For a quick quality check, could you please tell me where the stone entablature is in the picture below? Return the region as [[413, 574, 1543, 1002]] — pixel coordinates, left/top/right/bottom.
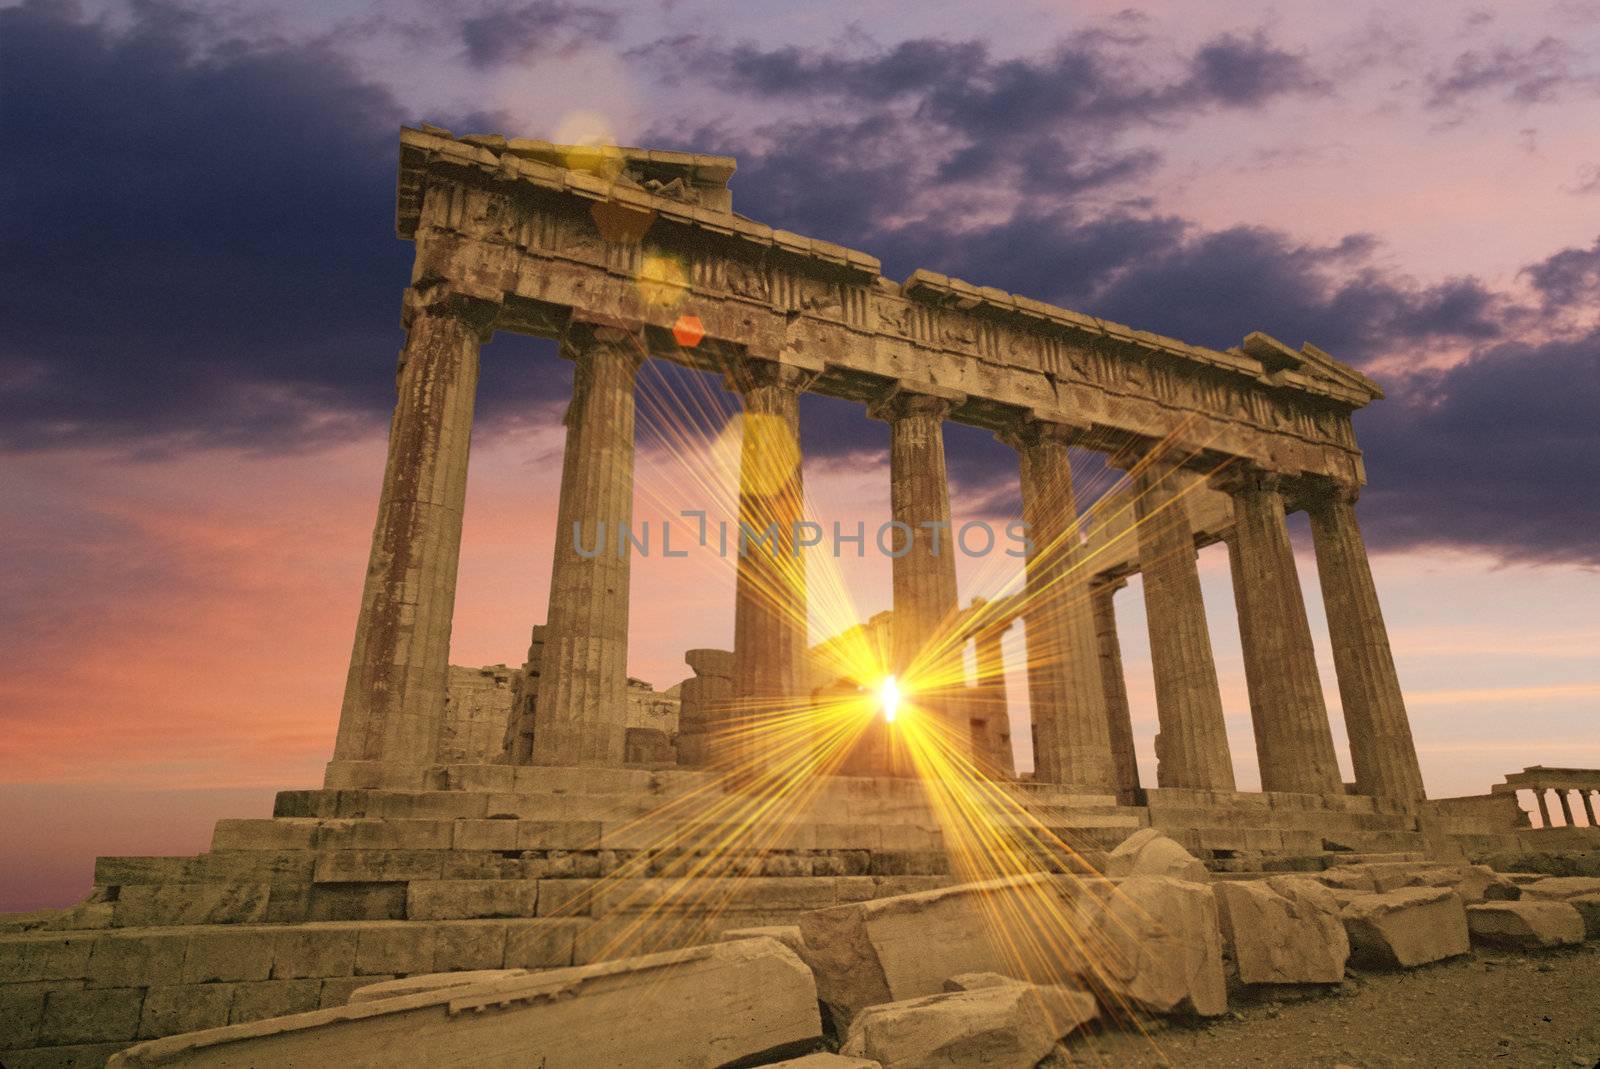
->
[[396, 126, 1377, 487]]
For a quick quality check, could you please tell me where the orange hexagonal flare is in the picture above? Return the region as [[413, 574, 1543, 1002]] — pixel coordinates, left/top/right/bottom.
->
[[672, 315, 706, 348]]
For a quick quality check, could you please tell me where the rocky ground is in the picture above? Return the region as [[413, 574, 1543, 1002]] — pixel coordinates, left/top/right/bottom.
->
[[1057, 941, 1600, 1069]]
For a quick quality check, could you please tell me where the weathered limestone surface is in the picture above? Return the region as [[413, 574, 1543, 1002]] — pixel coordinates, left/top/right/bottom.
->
[[1466, 901, 1585, 948], [1075, 875, 1227, 1017], [329, 295, 492, 789], [1090, 579, 1139, 793], [1103, 829, 1210, 883], [1221, 470, 1343, 795], [1339, 887, 1469, 968], [1008, 422, 1115, 789], [873, 390, 965, 750], [1568, 894, 1600, 939], [840, 980, 1097, 1069], [1305, 488, 1426, 805], [1128, 461, 1235, 791], [107, 937, 821, 1069], [533, 323, 645, 767], [1518, 876, 1600, 901], [676, 648, 732, 767], [732, 361, 812, 766], [1216, 877, 1349, 985]]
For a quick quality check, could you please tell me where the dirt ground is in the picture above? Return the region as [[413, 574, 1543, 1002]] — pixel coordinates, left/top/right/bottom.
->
[[1052, 941, 1600, 1069]]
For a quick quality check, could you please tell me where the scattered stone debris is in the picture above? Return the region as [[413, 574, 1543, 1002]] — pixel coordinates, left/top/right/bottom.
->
[[1467, 901, 1586, 948], [1339, 886, 1471, 968]]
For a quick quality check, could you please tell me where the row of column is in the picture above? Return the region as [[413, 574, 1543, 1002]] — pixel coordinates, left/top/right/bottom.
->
[[1529, 788, 1600, 828], [329, 302, 1425, 808]]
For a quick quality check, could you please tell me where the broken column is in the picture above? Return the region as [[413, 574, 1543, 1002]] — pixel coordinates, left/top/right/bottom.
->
[[676, 648, 733, 768], [1304, 480, 1426, 804], [328, 286, 496, 789], [533, 320, 645, 767], [1217, 466, 1343, 795], [1003, 419, 1116, 789]]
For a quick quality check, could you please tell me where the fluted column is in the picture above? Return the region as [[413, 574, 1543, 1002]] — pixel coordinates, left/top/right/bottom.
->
[[1305, 482, 1426, 804], [1090, 577, 1140, 793], [1003, 421, 1116, 789], [1124, 457, 1235, 791], [1534, 789, 1554, 828], [1557, 789, 1577, 827], [328, 290, 494, 789], [533, 321, 644, 767], [869, 389, 964, 749], [970, 608, 1017, 777], [731, 362, 812, 767], [1218, 467, 1343, 795]]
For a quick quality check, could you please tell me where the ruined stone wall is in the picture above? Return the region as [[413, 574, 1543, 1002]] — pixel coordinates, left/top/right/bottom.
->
[[440, 665, 520, 764]]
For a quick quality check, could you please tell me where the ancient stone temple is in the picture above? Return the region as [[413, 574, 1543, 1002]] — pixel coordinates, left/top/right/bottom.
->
[[3, 128, 1595, 1066]]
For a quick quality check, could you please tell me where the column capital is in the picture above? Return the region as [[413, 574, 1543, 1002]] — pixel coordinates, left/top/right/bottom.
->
[[560, 316, 647, 367], [1091, 573, 1131, 596], [401, 283, 502, 339], [1287, 474, 1361, 512], [724, 357, 821, 397], [995, 415, 1091, 452], [1208, 461, 1286, 497], [866, 381, 964, 422]]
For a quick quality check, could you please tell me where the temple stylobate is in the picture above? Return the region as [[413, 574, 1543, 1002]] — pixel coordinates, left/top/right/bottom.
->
[[330, 125, 1425, 809]]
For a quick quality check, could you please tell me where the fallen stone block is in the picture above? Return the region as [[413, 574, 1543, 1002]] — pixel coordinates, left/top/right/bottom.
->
[[1103, 829, 1209, 883], [1216, 877, 1349, 984], [1316, 866, 1378, 893], [1340, 887, 1469, 968], [1518, 876, 1600, 902], [1466, 901, 1584, 948], [840, 981, 1097, 1069], [348, 969, 527, 1004], [1569, 894, 1600, 939], [943, 971, 1016, 992], [798, 873, 1069, 1027], [764, 1054, 881, 1069], [1074, 875, 1227, 1017], [108, 936, 821, 1068], [1433, 864, 1520, 904], [718, 924, 805, 956]]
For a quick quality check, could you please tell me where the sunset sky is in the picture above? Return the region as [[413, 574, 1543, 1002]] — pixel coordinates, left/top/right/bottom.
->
[[2, 0, 1598, 911]]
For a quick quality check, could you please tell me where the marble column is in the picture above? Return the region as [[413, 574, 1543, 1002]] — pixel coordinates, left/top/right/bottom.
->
[[1218, 467, 1343, 795], [1534, 789, 1554, 828], [533, 321, 644, 767], [870, 389, 964, 749], [1090, 577, 1140, 793], [328, 291, 494, 789], [970, 610, 1017, 777], [1585, 790, 1599, 827], [1004, 421, 1116, 789], [1128, 459, 1235, 791], [731, 362, 811, 767], [1557, 789, 1577, 827], [1306, 483, 1426, 804]]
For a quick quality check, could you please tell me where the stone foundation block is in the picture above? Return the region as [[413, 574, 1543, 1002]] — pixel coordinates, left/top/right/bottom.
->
[[108, 937, 821, 1069], [318, 975, 392, 1008], [211, 819, 319, 851], [4, 1041, 130, 1068], [271, 926, 358, 978], [180, 929, 276, 984], [38, 986, 143, 1045], [0, 935, 96, 983], [354, 922, 437, 975], [1466, 901, 1585, 948], [307, 882, 407, 922], [1340, 888, 1469, 968], [432, 921, 508, 970], [503, 920, 581, 968], [407, 880, 539, 920], [113, 884, 269, 927], [86, 932, 188, 989], [312, 849, 446, 883], [229, 978, 322, 1023], [452, 819, 519, 851], [138, 983, 234, 1039]]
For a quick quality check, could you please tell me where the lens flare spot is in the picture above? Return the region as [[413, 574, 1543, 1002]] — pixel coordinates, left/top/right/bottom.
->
[[879, 675, 901, 723], [672, 314, 706, 348], [637, 253, 688, 308]]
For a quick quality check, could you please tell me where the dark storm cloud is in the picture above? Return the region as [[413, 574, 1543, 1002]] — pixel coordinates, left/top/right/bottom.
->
[[1357, 331, 1600, 565], [0, 0, 558, 454], [1426, 37, 1593, 108], [459, 1, 620, 68], [1523, 237, 1600, 311]]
